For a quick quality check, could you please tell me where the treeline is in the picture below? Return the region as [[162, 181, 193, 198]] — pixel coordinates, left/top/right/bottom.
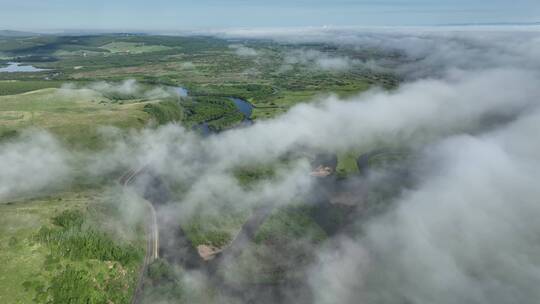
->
[[182, 96, 244, 131], [189, 83, 274, 101], [206, 111, 244, 132], [143, 100, 184, 124]]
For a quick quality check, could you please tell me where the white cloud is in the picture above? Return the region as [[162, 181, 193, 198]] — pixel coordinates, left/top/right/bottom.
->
[[0, 131, 72, 200]]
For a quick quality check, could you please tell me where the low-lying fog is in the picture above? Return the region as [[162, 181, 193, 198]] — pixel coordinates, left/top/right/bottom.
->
[[2, 27, 540, 303]]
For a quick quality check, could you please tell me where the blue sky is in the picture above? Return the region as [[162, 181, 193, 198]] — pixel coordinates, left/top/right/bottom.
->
[[1, 0, 539, 31]]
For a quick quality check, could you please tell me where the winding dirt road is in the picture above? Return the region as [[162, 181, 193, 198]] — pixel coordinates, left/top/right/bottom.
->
[[119, 169, 159, 304]]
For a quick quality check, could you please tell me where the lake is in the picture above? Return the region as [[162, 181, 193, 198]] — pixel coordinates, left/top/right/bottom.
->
[[0, 62, 50, 73]]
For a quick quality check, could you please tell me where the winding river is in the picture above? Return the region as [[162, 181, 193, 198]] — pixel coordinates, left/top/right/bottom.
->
[[174, 87, 254, 133], [231, 97, 253, 119]]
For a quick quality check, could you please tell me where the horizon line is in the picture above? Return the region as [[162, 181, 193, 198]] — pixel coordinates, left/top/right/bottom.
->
[[2, 22, 540, 35]]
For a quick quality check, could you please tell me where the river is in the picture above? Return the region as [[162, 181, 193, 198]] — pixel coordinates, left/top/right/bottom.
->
[[174, 87, 254, 133], [231, 97, 253, 118]]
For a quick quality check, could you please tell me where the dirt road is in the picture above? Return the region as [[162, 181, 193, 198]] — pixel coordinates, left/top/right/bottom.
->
[[119, 169, 159, 304]]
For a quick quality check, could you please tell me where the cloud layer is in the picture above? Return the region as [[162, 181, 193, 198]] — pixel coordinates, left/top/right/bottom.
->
[[2, 27, 540, 303]]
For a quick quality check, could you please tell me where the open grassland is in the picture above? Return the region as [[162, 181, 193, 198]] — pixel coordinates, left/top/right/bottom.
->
[[0, 80, 64, 95], [0, 189, 144, 304], [0, 87, 156, 148], [0, 195, 77, 304]]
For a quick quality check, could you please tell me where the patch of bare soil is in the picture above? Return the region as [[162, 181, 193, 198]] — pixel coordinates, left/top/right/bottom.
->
[[197, 245, 224, 261], [310, 165, 333, 177]]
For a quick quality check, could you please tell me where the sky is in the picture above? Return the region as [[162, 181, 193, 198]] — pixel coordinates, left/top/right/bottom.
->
[[0, 0, 539, 31]]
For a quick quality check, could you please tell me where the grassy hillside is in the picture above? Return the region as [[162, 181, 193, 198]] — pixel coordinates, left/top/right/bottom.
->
[[0, 189, 144, 304], [0, 85, 182, 148], [0, 80, 64, 96]]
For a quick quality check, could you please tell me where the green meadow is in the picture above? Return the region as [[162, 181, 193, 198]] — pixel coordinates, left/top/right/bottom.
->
[[0, 33, 402, 303]]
